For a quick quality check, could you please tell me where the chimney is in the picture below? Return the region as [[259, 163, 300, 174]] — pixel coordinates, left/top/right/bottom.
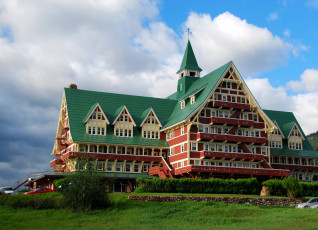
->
[[69, 83, 77, 89]]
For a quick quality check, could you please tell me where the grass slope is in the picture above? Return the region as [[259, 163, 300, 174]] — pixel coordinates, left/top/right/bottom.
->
[[1, 193, 318, 230]]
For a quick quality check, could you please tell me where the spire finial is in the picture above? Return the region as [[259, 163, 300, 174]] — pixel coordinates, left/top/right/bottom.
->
[[187, 28, 192, 40]]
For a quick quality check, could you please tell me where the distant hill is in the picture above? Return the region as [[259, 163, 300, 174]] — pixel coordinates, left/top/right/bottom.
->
[[307, 131, 318, 152]]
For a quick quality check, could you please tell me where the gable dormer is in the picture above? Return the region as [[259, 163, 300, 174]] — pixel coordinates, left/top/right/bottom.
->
[[83, 103, 109, 135], [176, 40, 202, 98], [113, 105, 136, 137], [269, 121, 284, 148], [288, 123, 304, 150], [140, 108, 162, 139]]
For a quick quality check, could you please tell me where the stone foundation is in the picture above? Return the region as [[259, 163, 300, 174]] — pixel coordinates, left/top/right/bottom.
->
[[128, 195, 302, 207]]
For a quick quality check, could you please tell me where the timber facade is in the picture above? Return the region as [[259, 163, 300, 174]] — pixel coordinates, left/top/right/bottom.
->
[[49, 40, 318, 191]]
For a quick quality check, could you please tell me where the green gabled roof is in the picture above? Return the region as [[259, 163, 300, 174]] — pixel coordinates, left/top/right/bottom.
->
[[264, 109, 318, 158], [83, 102, 99, 123], [177, 40, 202, 73], [162, 61, 232, 130], [65, 88, 177, 147]]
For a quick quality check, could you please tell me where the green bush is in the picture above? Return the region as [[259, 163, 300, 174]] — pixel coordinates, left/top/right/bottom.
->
[[136, 178, 260, 195], [53, 177, 72, 192], [0, 193, 63, 209], [60, 158, 110, 211], [283, 176, 303, 198], [301, 182, 318, 196], [262, 179, 285, 196]]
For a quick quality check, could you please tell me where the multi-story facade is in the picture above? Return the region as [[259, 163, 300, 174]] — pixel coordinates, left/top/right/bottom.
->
[[48, 40, 318, 191]]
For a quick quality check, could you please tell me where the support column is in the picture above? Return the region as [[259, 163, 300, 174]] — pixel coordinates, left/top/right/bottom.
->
[[112, 160, 117, 171], [134, 147, 137, 155], [142, 148, 145, 156], [88, 144, 91, 153], [115, 146, 118, 154], [151, 148, 154, 156], [125, 146, 127, 155]]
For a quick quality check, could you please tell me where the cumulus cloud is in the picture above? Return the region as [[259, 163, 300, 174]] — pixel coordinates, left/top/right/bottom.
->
[[183, 12, 293, 77], [246, 77, 318, 135], [287, 69, 318, 92]]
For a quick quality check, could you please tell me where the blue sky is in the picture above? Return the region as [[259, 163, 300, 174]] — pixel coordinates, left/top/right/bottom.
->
[[0, 0, 318, 186]]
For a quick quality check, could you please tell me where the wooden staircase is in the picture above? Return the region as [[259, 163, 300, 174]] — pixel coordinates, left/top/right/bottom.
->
[[148, 157, 174, 178]]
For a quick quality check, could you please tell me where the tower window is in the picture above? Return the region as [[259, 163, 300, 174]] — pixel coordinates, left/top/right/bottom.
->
[[180, 84, 182, 91], [190, 71, 196, 77]]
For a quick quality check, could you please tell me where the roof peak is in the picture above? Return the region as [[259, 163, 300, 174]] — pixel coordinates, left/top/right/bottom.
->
[[177, 40, 202, 73]]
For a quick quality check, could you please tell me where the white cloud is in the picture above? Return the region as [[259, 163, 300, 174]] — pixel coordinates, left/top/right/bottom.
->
[[183, 12, 292, 77], [267, 12, 278, 22], [287, 69, 318, 92], [246, 77, 318, 135], [306, 0, 318, 8], [284, 30, 290, 37]]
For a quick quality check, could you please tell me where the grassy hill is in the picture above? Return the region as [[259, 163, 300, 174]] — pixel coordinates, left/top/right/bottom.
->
[[307, 131, 318, 153]]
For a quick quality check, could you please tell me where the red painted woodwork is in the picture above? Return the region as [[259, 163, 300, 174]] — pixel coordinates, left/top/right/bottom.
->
[[193, 133, 267, 144], [271, 163, 318, 171], [199, 117, 254, 127], [168, 152, 188, 162], [174, 165, 289, 177], [190, 151, 267, 162], [168, 134, 187, 146], [62, 152, 161, 163], [214, 101, 250, 110]]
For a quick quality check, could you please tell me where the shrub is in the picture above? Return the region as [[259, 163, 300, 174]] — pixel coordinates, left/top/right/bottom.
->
[[262, 179, 285, 196], [301, 182, 318, 197], [136, 178, 260, 195], [283, 176, 303, 198], [60, 158, 110, 211]]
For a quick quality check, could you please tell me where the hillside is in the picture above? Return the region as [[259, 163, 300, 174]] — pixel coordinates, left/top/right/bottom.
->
[[307, 131, 318, 152]]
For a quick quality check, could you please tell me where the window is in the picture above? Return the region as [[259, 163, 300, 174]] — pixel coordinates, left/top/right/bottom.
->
[[226, 82, 231, 89], [232, 145, 237, 153], [97, 113, 102, 120], [219, 111, 224, 118], [205, 144, 209, 151], [97, 162, 104, 171], [195, 160, 200, 165], [217, 144, 223, 152], [98, 146, 103, 153], [190, 96, 195, 104], [238, 129, 242, 136], [211, 161, 215, 166], [126, 164, 131, 172], [181, 126, 184, 135], [224, 145, 229, 152], [180, 83, 182, 91], [222, 95, 227, 102], [92, 113, 96, 119], [181, 144, 184, 152], [134, 165, 139, 173], [253, 114, 258, 122], [205, 161, 209, 166], [92, 127, 96, 135], [116, 164, 122, 172], [210, 127, 215, 134], [80, 145, 86, 152], [245, 130, 249, 136], [231, 96, 236, 103], [101, 128, 105, 135], [190, 71, 196, 77], [107, 163, 112, 172], [241, 97, 246, 104], [261, 147, 267, 155], [224, 111, 229, 118], [204, 127, 209, 133], [88, 127, 92, 134], [143, 165, 148, 172], [217, 127, 222, 134], [199, 125, 203, 132], [200, 110, 205, 117], [120, 129, 123, 136], [181, 100, 185, 109], [89, 145, 95, 153], [191, 142, 197, 151], [126, 148, 131, 155], [117, 147, 122, 154], [211, 110, 216, 117], [243, 114, 248, 120]]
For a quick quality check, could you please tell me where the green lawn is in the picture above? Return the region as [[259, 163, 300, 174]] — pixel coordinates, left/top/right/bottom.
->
[[1, 193, 318, 230]]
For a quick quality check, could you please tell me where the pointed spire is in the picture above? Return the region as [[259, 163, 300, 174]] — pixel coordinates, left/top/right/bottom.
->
[[177, 40, 202, 73]]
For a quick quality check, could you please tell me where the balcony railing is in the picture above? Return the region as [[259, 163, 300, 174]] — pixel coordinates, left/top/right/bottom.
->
[[271, 163, 318, 171], [214, 101, 250, 110], [62, 151, 162, 163], [174, 165, 289, 177], [193, 133, 267, 144]]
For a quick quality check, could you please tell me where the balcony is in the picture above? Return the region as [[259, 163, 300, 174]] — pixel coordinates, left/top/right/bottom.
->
[[62, 151, 162, 163], [199, 117, 254, 127], [214, 101, 250, 110], [271, 163, 318, 172], [192, 151, 267, 161], [174, 165, 289, 177], [193, 133, 267, 144]]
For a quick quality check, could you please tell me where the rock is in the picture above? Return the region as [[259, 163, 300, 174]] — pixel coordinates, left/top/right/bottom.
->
[[260, 186, 271, 196]]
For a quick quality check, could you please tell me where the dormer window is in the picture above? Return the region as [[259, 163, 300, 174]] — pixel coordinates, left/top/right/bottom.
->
[[288, 123, 304, 150], [113, 106, 136, 137], [140, 108, 162, 139], [190, 96, 195, 105], [83, 103, 109, 136], [181, 100, 185, 109]]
